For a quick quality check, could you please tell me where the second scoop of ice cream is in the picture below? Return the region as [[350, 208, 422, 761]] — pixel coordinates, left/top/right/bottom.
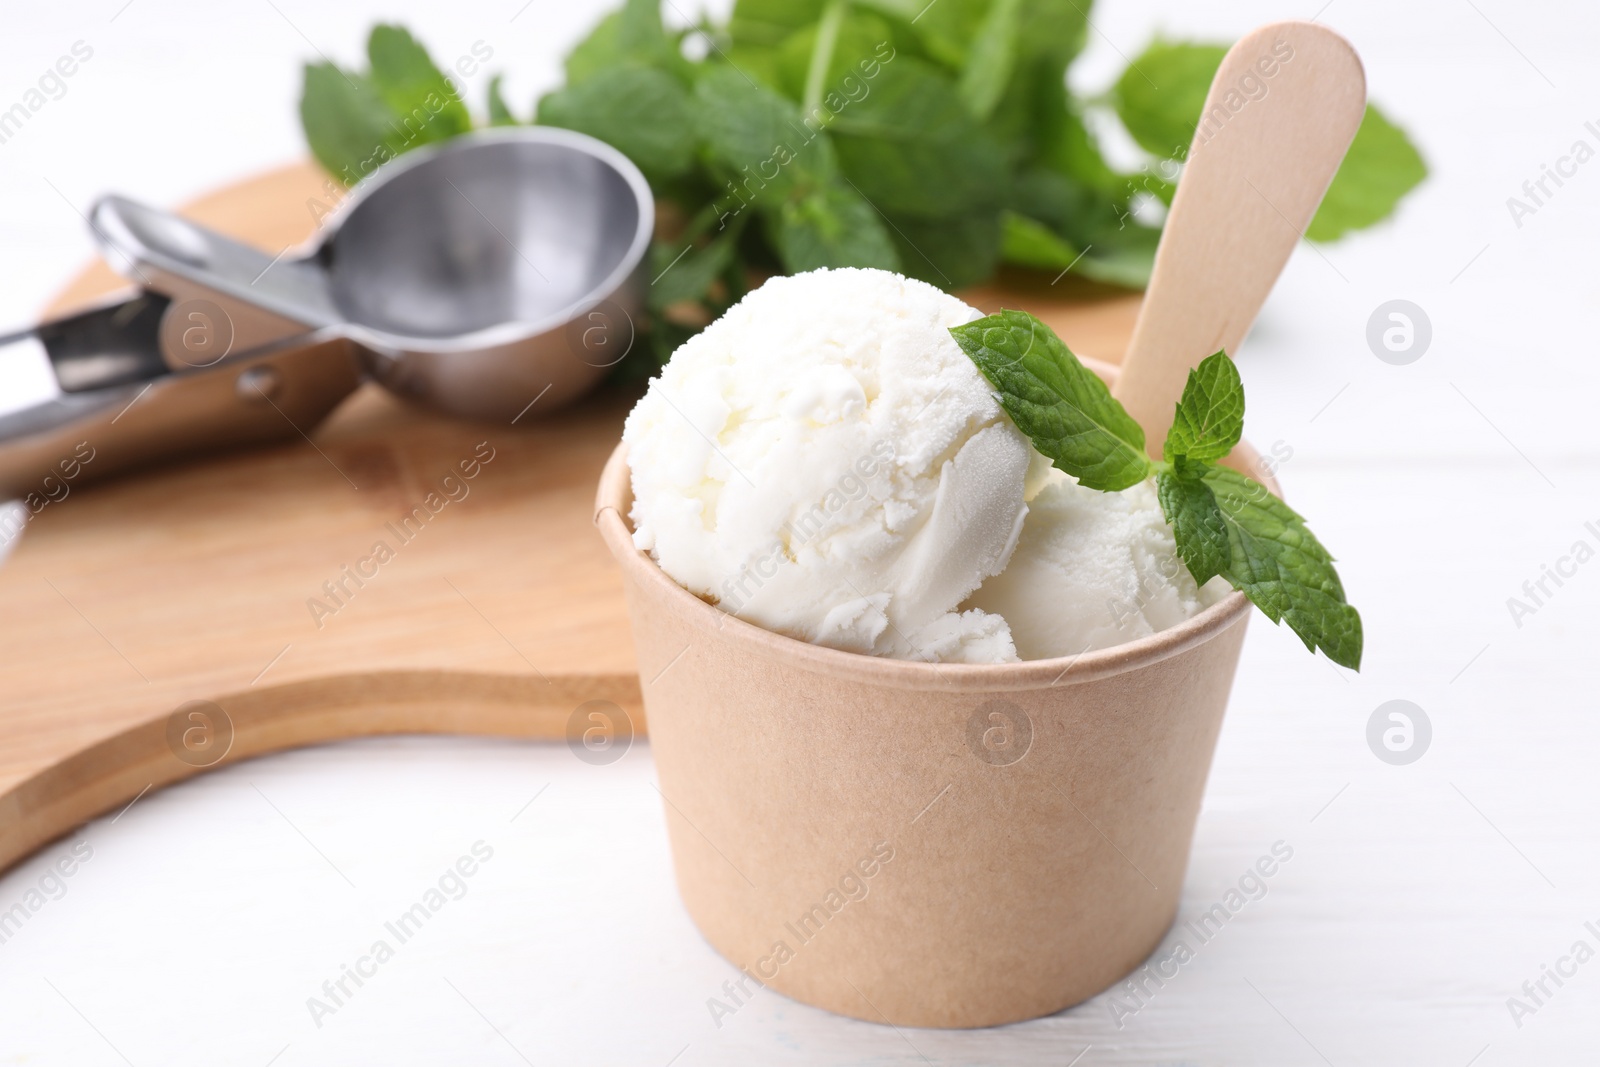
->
[[963, 473, 1229, 660]]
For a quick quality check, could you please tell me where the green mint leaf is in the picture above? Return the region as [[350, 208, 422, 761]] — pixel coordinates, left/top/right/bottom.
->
[[999, 211, 1083, 271], [537, 64, 696, 183], [899, 0, 987, 69], [1200, 465, 1362, 669], [1013, 0, 1091, 64], [773, 181, 901, 273], [648, 225, 742, 310], [1033, 93, 1124, 198], [828, 58, 1008, 218], [564, 10, 628, 83], [366, 25, 471, 145], [1307, 104, 1427, 242], [1156, 467, 1228, 584], [958, 0, 1022, 120], [729, 0, 831, 48], [951, 310, 1151, 491], [693, 66, 837, 204], [722, 43, 789, 91], [908, 0, 1085, 71], [486, 74, 519, 126], [888, 210, 1002, 291], [1111, 38, 1228, 160], [797, 0, 848, 115], [299, 63, 400, 185], [1071, 223, 1160, 289], [1165, 351, 1244, 462], [565, 0, 690, 86], [771, 9, 902, 102], [1008, 165, 1115, 245]]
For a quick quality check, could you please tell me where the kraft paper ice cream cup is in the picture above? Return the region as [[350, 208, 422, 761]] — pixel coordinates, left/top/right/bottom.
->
[[595, 367, 1277, 1029]]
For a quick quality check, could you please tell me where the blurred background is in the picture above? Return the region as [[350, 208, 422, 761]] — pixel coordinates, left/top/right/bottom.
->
[[2, 1, 1597, 1064]]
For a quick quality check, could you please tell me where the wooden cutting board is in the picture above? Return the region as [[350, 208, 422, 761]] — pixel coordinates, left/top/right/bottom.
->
[[0, 161, 1141, 874]]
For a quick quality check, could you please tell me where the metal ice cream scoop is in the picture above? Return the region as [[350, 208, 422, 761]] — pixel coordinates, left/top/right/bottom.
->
[[0, 127, 654, 496]]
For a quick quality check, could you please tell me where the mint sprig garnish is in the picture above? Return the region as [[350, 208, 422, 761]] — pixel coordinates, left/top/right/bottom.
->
[[1199, 465, 1363, 669], [951, 311, 1362, 670], [954, 309, 1151, 491], [1156, 467, 1229, 584], [1164, 353, 1244, 462]]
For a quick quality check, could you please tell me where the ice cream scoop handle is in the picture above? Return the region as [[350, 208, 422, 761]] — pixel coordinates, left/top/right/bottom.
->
[[89, 195, 343, 363], [1112, 21, 1367, 450]]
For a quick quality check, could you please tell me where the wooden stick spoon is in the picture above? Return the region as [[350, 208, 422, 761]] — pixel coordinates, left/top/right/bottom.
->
[[1112, 21, 1367, 449]]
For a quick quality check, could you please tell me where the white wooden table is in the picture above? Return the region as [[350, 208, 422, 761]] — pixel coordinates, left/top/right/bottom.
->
[[3, 1, 1598, 1063]]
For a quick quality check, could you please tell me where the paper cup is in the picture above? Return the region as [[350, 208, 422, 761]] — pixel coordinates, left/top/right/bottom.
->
[[595, 370, 1273, 1029]]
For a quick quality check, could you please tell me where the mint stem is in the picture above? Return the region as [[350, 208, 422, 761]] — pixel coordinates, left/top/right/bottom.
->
[[802, 0, 848, 117]]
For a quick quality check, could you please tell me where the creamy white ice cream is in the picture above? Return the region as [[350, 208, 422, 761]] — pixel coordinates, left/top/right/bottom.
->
[[623, 268, 1031, 663], [625, 266, 1227, 664], [963, 472, 1229, 660]]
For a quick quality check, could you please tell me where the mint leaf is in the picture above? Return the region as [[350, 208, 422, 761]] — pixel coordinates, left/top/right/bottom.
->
[[774, 181, 900, 272], [1009, 165, 1115, 249], [299, 64, 399, 185], [951, 310, 1151, 491], [1307, 104, 1427, 241], [1200, 465, 1362, 669], [729, 0, 831, 47], [900, 0, 989, 69], [1165, 351, 1244, 462], [538, 64, 696, 182], [1032, 91, 1123, 199], [885, 210, 1003, 290], [486, 74, 519, 126], [1111, 39, 1228, 160], [693, 66, 837, 204], [771, 8, 898, 103], [906, 0, 1084, 71], [366, 25, 471, 145], [1156, 332, 1360, 667], [1014, 0, 1091, 64], [999, 211, 1082, 271], [565, 0, 690, 86], [828, 58, 1008, 218], [1072, 223, 1161, 289], [1156, 467, 1228, 584], [958, 0, 1022, 119], [648, 225, 742, 310]]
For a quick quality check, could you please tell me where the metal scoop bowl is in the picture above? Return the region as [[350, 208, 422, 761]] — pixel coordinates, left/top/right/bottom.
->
[[94, 126, 654, 419]]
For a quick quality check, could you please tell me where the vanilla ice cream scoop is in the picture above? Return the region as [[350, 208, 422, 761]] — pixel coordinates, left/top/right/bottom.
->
[[623, 268, 1030, 663], [963, 473, 1228, 660]]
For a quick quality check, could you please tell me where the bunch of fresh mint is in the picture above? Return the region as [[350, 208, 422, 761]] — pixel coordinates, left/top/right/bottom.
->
[[299, 2, 1425, 373], [951, 310, 1361, 669]]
